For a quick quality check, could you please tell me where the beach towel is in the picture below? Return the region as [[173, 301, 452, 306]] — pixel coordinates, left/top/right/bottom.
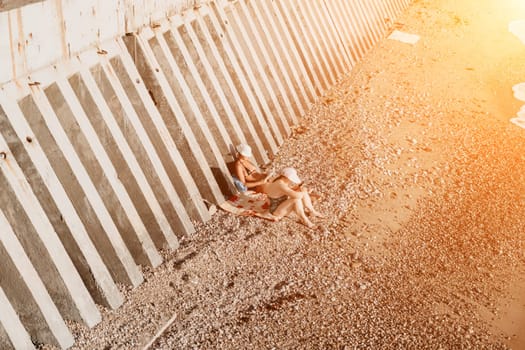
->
[[219, 191, 276, 221]]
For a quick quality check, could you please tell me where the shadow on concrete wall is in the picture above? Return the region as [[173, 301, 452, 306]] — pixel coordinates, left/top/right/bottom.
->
[[210, 167, 234, 200]]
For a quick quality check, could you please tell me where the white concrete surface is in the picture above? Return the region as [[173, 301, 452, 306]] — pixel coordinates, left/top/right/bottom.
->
[[0, 286, 35, 350]]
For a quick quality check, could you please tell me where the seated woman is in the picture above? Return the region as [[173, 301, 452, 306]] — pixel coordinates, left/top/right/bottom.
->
[[232, 143, 270, 193], [258, 167, 323, 228]]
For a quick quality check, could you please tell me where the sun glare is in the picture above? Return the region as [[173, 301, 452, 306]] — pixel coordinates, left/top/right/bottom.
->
[[506, 1, 525, 128], [506, 0, 525, 12]]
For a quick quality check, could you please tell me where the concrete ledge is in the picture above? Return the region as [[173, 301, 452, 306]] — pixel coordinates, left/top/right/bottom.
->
[[0, 0, 44, 12]]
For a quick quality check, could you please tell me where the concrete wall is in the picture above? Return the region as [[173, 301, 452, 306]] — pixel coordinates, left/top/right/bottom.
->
[[0, 0, 205, 83], [0, 0, 411, 348]]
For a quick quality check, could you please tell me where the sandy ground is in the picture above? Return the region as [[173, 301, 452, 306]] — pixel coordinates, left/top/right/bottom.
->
[[60, 0, 525, 349]]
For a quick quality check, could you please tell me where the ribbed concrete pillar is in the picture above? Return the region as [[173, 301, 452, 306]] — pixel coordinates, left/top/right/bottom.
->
[[332, 1, 363, 58], [263, 0, 317, 104], [0, 99, 123, 310], [352, 2, 377, 51], [82, 49, 191, 244], [276, 0, 323, 96], [122, 31, 227, 204], [290, 0, 331, 92], [67, 51, 180, 251], [113, 37, 210, 224], [39, 68, 162, 269], [330, 0, 364, 62], [201, 5, 279, 159], [251, 0, 307, 118], [144, 24, 234, 200], [361, 1, 382, 44], [0, 209, 74, 349], [297, 0, 338, 87], [174, 12, 249, 158], [0, 132, 100, 328], [306, 0, 349, 79], [383, 0, 397, 17], [369, 0, 391, 36], [163, 18, 237, 157], [321, 0, 349, 80], [231, 0, 293, 136], [211, 1, 285, 146], [184, 10, 270, 165], [158, 22, 234, 158], [239, 0, 299, 125], [0, 287, 35, 350], [6, 81, 144, 288]]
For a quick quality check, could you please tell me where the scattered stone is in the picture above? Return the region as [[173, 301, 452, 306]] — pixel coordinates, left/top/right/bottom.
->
[[65, 1, 525, 349]]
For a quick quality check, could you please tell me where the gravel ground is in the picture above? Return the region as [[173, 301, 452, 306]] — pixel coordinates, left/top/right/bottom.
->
[[62, 0, 525, 349]]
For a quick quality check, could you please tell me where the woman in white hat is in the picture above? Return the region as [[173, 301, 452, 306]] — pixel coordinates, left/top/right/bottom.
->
[[258, 167, 323, 228], [232, 143, 270, 193]]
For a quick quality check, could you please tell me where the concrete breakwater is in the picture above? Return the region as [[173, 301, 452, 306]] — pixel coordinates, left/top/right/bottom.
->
[[0, 0, 410, 348]]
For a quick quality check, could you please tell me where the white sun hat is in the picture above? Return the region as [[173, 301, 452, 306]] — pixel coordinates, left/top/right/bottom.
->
[[236, 143, 252, 157], [281, 167, 301, 184]]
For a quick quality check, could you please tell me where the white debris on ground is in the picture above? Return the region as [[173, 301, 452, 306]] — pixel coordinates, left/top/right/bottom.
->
[[50, 0, 525, 349], [510, 84, 525, 126], [388, 30, 421, 45], [509, 20, 525, 45], [513, 83, 525, 101], [509, 28, 525, 128]]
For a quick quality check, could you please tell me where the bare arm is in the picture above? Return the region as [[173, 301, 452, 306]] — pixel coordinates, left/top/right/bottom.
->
[[234, 160, 246, 184], [234, 160, 268, 189], [278, 182, 304, 199]]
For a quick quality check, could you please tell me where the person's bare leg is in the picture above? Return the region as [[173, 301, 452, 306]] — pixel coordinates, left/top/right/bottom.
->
[[292, 198, 315, 228], [273, 198, 314, 228], [301, 189, 324, 218], [272, 199, 295, 220]]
